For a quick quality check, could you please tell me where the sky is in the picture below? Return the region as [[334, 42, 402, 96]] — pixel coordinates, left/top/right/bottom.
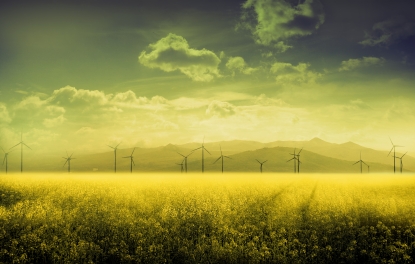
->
[[0, 0, 414, 156]]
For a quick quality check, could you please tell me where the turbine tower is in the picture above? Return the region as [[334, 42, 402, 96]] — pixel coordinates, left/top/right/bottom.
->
[[192, 137, 211, 173], [177, 151, 194, 173], [295, 148, 303, 173], [395, 152, 407, 174], [287, 148, 299, 173], [107, 143, 121, 173], [10, 132, 31, 173], [256, 159, 267, 173], [353, 151, 368, 173], [123, 148, 136, 173], [387, 137, 403, 173], [63, 152, 75, 173], [176, 160, 184, 173], [1, 147, 13, 174], [213, 146, 231, 173]]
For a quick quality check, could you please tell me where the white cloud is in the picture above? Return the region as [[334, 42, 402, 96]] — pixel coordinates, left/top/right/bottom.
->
[[75, 127, 96, 135], [270, 61, 321, 84], [339, 57, 385, 72], [43, 115, 66, 128], [111, 90, 169, 110], [226, 56, 258, 75], [0, 103, 11, 123], [254, 94, 288, 106], [139, 33, 221, 82], [240, 0, 325, 47], [47, 86, 109, 108], [360, 18, 415, 47], [206, 100, 237, 118], [15, 96, 45, 110]]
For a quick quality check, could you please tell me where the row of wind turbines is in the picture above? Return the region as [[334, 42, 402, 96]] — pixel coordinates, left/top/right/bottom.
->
[[0, 135, 410, 174]]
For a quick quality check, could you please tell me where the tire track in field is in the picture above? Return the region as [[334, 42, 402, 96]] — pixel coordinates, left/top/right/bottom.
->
[[300, 181, 319, 225], [241, 180, 297, 225]]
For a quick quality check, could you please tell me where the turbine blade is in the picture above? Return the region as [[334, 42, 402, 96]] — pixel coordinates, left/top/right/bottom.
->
[[352, 161, 359, 165], [387, 147, 393, 157], [298, 148, 303, 154], [63, 160, 68, 166], [204, 147, 211, 155], [132, 159, 135, 166], [107, 145, 115, 149], [287, 158, 294, 162], [177, 152, 185, 157], [263, 160, 267, 163], [9, 142, 21, 149], [362, 161, 368, 166], [213, 157, 221, 164], [187, 151, 194, 157], [395, 145, 404, 147], [192, 147, 202, 151], [256, 159, 260, 164], [224, 156, 231, 159], [389, 136, 393, 145], [115, 143, 121, 148], [131, 147, 136, 155], [401, 152, 408, 158]]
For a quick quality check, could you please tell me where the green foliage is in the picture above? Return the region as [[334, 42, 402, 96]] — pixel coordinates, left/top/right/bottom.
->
[[0, 173, 415, 263]]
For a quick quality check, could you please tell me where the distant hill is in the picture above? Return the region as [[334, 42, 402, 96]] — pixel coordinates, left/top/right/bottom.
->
[[3, 138, 413, 173]]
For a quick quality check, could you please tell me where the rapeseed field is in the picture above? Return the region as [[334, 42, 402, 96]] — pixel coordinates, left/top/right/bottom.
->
[[1, 173, 415, 263]]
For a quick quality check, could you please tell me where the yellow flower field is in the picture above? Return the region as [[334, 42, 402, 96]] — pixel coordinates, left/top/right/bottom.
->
[[1, 173, 415, 263]]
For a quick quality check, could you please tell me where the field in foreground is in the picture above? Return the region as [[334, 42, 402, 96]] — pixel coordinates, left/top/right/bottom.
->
[[1, 173, 415, 263]]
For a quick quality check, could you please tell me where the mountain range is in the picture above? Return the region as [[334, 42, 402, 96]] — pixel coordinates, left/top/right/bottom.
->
[[9, 137, 413, 173]]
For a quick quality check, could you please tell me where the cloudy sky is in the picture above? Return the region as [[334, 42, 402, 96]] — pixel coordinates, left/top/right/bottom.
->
[[0, 0, 414, 155]]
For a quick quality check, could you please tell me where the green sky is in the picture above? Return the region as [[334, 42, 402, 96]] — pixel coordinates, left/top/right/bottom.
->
[[0, 0, 414, 156]]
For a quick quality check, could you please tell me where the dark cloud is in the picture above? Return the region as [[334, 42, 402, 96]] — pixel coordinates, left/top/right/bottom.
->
[[360, 17, 415, 47]]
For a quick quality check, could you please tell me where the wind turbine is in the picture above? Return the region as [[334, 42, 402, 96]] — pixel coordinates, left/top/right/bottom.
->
[[192, 137, 211, 173], [107, 143, 121, 173], [353, 151, 368, 173], [10, 132, 31, 173], [176, 160, 184, 173], [287, 148, 299, 173], [395, 152, 407, 174], [63, 152, 75, 173], [123, 148, 136, 173], [295, 148, 303, 173], [213, 146, 231, 173], [177, 151, 194, 173], [388, 137, 403, 173], [1, 147, 13, 174], [256, 159, 267, 173]]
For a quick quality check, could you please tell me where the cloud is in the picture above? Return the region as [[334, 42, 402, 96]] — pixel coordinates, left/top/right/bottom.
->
[[226, 56, 258, 75], [111, 90, 169, 110], [47, 86, 109, 108], [206, 100, 236, 118], [254, 94, 288, 106], [270, 61, 321, 84], [0, 103, 11, 123], [43, 115, 66, 128], [75, 127, 95, 135], [15, 96, 45, 110], [360, 18, 415, 47], [339, 57, 385, 72], [240, 0, 325, 47], [139, 33, 221, 82]]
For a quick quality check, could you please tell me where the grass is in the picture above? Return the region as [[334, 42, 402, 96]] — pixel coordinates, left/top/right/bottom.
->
[[1, 173, 415, 263]]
